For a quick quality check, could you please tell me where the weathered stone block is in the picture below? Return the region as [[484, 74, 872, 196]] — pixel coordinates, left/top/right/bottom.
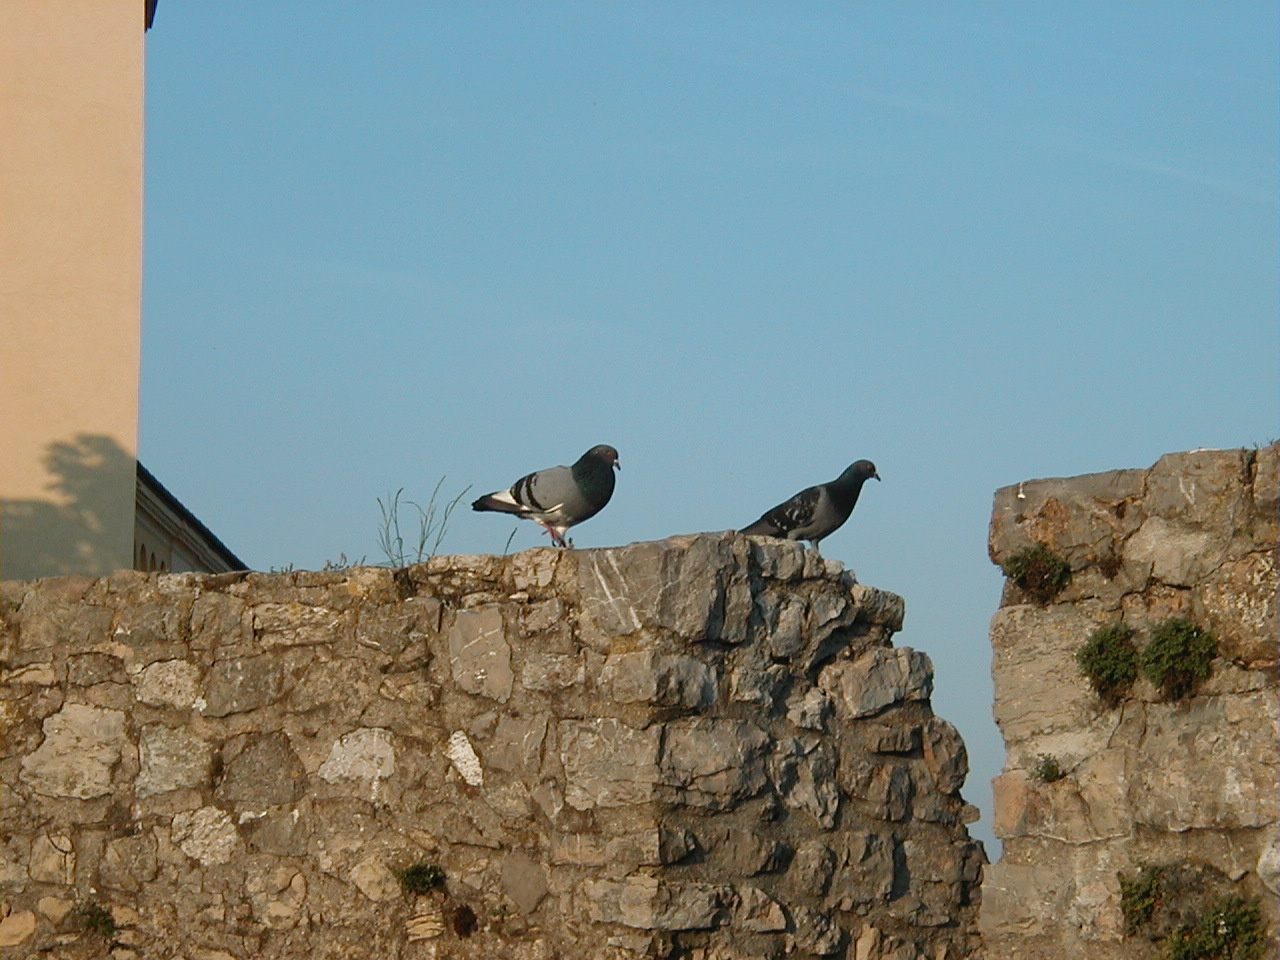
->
[[19, 702, 125, 798], [600, 649, 717, 708], [1124, 514, 1220, 587], [577, 535, 752, 644], [786, 687, 833, 731], [317, 727, 396, 786], [67, 652, 125, 686], [251, 602, 350, 646], [447, 604, 514, 703], [920, 718, 968, 796], [134, 658, 202, 708], [1129, 694, 1278, 831], [355, 597, 439, 656], [734, 885, 787, 932], [520, 652, 584, 691], [138, 724, 216, 797], [989, 468, 1147, 566], [201, 654, 282, 716], [484, 713, 547, 774], [1196, 549, 1278, 665], [988, 602, 1107, 746], [983, 446, 1280, 960], [559, 718, 661, 809], [170, 806, 240, 866], [703, 827, 790, 876], [0, 910, 37, 947], [28, 832, 73, 884], [660, 718, 770, 810], [772, 736, 839, 827], [819, 646, 933, 720], [100, 832, 159, 891], [584, 875, 728, 930], [216, 732, 306, 807], [239, 805, 309, 856], [501, 850, 549, 914]]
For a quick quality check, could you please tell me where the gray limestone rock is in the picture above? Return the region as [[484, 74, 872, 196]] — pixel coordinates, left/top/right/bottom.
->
[[137, 723, 216, 797], [576, 534, 752, 644], [584, 876, 728, 930], [559, 718, 661, 810], [600, 649, 717, 708], [216, 732, 306, 807], [520, 652, 584, 691], [819, 646, 933, 720], [447, 604, 514, 702], [317, 727, 396, 785], [773, 736, 840, 827], [171, 805, 240, 866], [660, 717, 770, 810], [982, 446, 1280, 960], [786, 687, 833, 731], [501, 850, 549, 914], [484, 713, 547, 774]]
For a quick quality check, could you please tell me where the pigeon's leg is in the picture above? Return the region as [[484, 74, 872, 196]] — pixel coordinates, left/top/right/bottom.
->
[[539, 522, 568, 548]]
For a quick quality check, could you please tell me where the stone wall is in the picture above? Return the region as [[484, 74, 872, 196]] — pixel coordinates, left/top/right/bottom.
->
[[978, 445, 1278, 959], [0, 532, 983, 959]]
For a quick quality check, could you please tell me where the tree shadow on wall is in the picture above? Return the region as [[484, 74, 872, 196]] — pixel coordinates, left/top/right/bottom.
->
[[0, 433, 135, 579]]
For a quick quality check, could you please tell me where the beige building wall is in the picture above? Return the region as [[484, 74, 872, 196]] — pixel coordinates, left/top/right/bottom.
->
[[0, 0, 146, 579]]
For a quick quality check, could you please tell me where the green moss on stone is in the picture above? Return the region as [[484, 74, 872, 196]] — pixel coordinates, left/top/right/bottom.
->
[[1030, 754, 1065, 783], [1166, 895, 1265, 960], [395, 862, 446, 895], [1001, 544, 1072, 604], [1119, 866, 1163, 936], [71, 901, 116, 939], [1076, 623, 1139, 706], [1141, 617, 1217, 700]]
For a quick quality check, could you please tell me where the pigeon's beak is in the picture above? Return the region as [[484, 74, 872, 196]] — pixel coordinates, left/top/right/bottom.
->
[[614, 459, 621, 471], [873, 471, 881, 481]]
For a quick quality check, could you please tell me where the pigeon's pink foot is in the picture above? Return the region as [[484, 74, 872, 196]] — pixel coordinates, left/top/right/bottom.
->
[[539, 522, 567, 548]]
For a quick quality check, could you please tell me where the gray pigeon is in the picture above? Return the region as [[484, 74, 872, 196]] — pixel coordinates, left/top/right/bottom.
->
[[472, 444, 620, 547], [740, 459, 879, 552]]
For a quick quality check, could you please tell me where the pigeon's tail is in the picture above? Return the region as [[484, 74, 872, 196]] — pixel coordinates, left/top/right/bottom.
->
[[472, 491, 526, 515], [738, 518, 778, 537]]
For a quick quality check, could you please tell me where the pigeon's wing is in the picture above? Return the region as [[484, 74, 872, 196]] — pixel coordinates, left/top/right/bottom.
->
[[510, 464, 582, 521], [741, 486, 822, 539], [473, 462, 575, 519]]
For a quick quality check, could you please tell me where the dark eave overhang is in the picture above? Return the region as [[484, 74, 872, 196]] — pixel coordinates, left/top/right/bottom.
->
[[136, 461, 247, 571]]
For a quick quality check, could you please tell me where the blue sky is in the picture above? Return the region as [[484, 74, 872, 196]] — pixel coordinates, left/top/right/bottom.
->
[[140, 3, 1278, 850]]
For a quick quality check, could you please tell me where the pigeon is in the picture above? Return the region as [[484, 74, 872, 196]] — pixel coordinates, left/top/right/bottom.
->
[[472, 444, 620, 547], [740, 459, 880, 552]]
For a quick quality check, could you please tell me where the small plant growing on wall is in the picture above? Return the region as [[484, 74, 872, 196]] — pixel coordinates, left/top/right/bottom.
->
[[377, 479, 471, 567], [1166, 895, 1265, 960], [395, 862, 446, 895], [1076, 623, 1139, 706], [1141, 617, 1217, 700], [1001, 543, 1072, 604], [1118, 865, 1162, 935], [1029, 754, 1066, 783], [71, 901, 116, 939]]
